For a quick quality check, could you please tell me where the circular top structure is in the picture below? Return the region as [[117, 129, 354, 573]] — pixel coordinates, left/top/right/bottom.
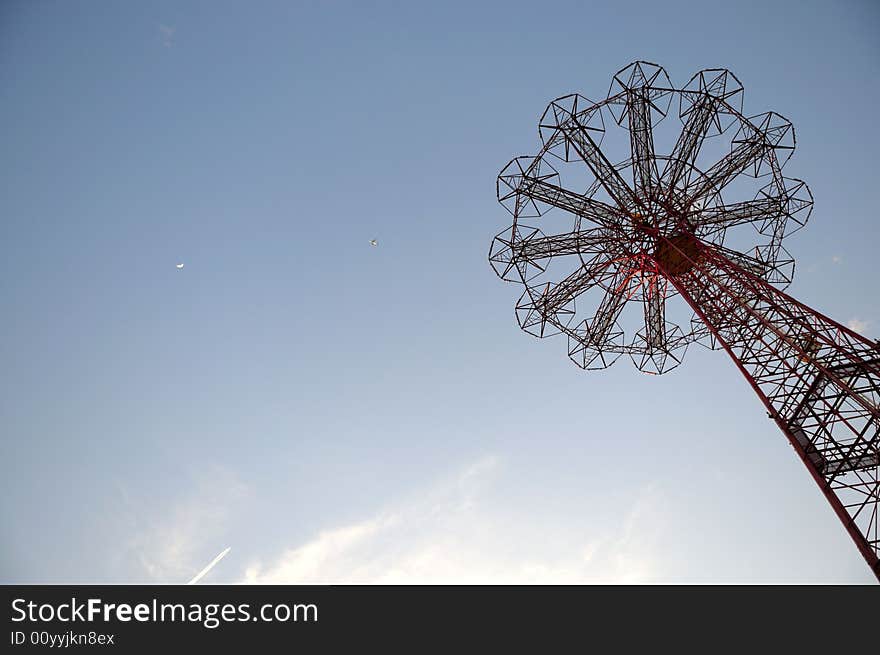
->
[[490, 61, 813, 374]]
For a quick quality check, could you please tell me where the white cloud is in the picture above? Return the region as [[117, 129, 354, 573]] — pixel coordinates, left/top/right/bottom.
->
[[846, 318, 869, 334], [122, 466, 248, 582], [242, 456, 666, 584]]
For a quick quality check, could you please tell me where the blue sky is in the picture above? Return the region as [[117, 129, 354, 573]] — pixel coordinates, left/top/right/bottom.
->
[[1, 0, 878, 583]]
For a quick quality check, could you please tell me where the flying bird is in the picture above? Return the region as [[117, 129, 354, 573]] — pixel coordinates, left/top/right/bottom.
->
[[187, 547, 231, 584], [369, 239, 378, 247], [176, 263, 184, 270]]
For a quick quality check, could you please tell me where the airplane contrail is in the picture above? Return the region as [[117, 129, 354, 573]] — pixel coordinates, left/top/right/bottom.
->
[[187, 547, 231, 585]]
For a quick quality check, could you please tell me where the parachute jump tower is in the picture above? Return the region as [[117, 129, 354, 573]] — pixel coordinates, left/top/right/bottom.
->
[[489, 62, 880, 580]]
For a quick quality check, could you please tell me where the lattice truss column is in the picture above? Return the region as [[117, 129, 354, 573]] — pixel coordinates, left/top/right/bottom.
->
[[661, 237, 880, 577]]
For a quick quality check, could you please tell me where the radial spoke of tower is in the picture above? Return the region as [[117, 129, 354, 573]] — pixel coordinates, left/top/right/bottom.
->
[[661, 92, 718, 196], [627, 88, 659, 200], [558, 121, 641, 212], [686, 134, 769, 208], [512, 228, 613, 263], [589, 273, 630, 346], [643, 278, 667, 351], [695, 196, 787, 229], [537, 257, 616, 318], [518, 175, 627, 230]]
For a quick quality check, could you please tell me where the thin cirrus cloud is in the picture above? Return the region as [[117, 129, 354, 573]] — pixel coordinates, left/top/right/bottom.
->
[[241, 455, 667, 585], [120, 466, 248, 583]]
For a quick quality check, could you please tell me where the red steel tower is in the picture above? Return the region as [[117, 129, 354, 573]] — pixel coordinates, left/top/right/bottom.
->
[[489, 62, 879, 580]]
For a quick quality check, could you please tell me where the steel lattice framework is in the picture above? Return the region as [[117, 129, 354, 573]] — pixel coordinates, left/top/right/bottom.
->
[[489, 61, 880, 580]]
